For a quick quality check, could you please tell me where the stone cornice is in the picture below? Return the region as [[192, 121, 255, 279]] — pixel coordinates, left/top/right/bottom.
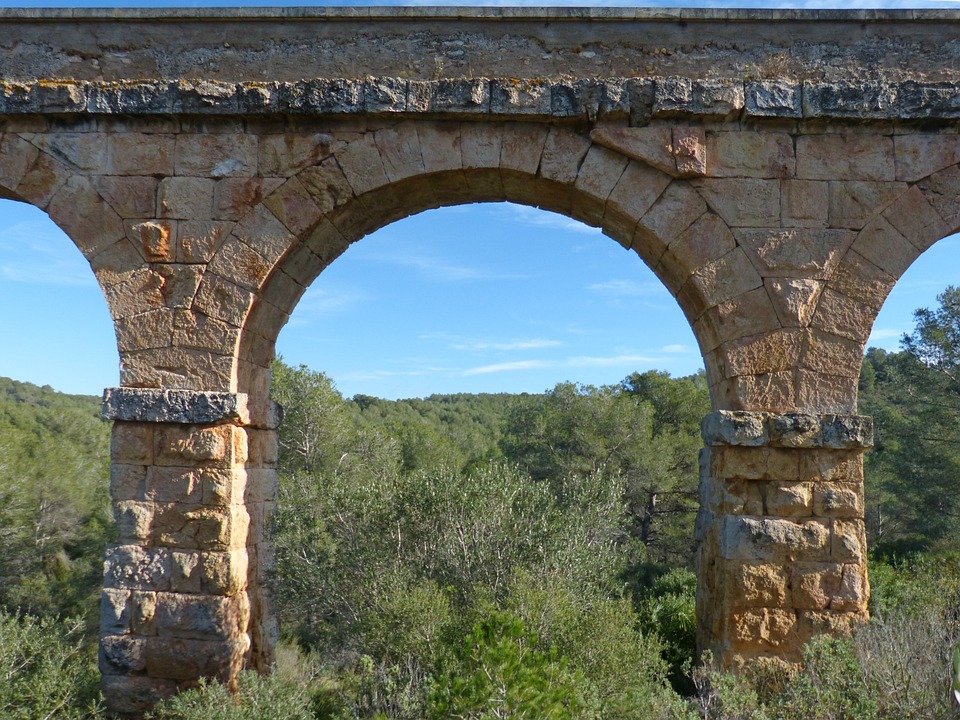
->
[[702, 411, 874, 450], [5, 77, 960, 123], [102, 387, 250, 425]]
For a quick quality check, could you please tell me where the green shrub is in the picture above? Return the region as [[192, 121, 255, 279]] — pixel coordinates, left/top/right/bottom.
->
[[147, 671, 316, 720], [776, 636, 877, 720], [0, 609, 103, 719]]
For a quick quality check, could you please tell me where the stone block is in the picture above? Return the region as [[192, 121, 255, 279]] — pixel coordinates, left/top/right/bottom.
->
[[720, 331, 803, 378], [246, 430, 279, 467], [99, 634, 147, 675], [90, 237, 146, 290], [687, 247, 764, 311], [154, 424, 247, 468], [781, 179, 829, 228], [16, 150, 71, 209], [720, 516, 830, 562], [103, 544, 172, 592], [831, 519, 866, 562], [706, 131, 794, 179], [730, 608, 797, 650], [833, 563, 869, 612], [736, 228, 855, 280], [605, 160, 672, 238], [658, 212, 736, 293], [636, 180, 707, 253], [702, 411, 769, 447], [262, 176, 322, 237], [821, 415, 873, 449], [732, 563, 791, 608], [540, 126, 591, 185], [0, 133, 39, 191], [827, 250, 895, 310], [917, 163, 960, 230], [258, 132, 332, 177], [589, 125, 676, 176], [768, 413, 821, 448], [298, 158, 354, 215], [111, 422, 155, 465], [500, 122, 549, 175], [158, 176, 215, 220], [172, 310, 240, 355], [714, 372, 795, 414], [798, 449, 864, 485], [672, 126, 707, 177], [48, 175, 126, 258], [146, 467, 206, 504], [374, 122, 424, 182], [155, 591, 249, 641], [281, 78, 362, 114], [105, 267, 167, 320], [796, 609, 868, 645], [200, 468, 246, 506], [490, 78, 551, 115], [796, 133, 896, 182], [114, 307, 174, 354], [152, 503, 249, 551], [765, 482, 813, 518], [213, 177, 283, 221], [125, 220, 173, 263], [763, 278, 820, 328], [107, 132, 175, 176], [795, 372, 858, 414], [799, 330, 864, 379], [712, 286, 782, 345], [791, 563, 843, 610], [828, 180, 906, 230], [745, 80, 802, 118], [175, 133, 257, 178], [894, 132, 960, 182], [694, 178, 780, 228], [810, 288, 875, 343], [144, 636, 249, 682], [461, 122, 503, 169], [95, 176, 159, 219], [881, 185, 950, 252], [710, 446, 799, 482], [654, 77, 744, 118], [110, 464, 148, 502], [193, 272, 256, 328], [101, 675, 177, 716], [813, 484, 864, 518], [171, 549, 248, 595], [417, 122, 463, 173], [336, 133, 390, 195]]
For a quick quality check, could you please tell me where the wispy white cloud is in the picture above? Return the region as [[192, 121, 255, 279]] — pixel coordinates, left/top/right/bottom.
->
[[587, 279, 667, 297], [566, 354, 658, 368], [504, 205, 602, 236], [359, 251, 528, 283], [287, 285, 366, 323], [0, 221, 97, 288], [464, 359, 551, 375], [451, 337, 563, 351], [662, 344, 691, 353]]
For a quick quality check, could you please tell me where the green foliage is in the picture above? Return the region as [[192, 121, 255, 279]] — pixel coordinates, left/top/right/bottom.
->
[[429, 611, 587, 720], [776, 637, 877, 720], [147, 671, 317, 720], [0, 608, 103, 719], [0, 377, 113, 628], [636, 567, 698, 692]]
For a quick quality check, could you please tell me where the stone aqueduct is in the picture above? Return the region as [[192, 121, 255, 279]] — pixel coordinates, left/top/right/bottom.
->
[[2, 6, 960, 713]]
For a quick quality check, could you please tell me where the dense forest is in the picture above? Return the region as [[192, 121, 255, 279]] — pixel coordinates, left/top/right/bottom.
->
[[2, 290, 960, 718]]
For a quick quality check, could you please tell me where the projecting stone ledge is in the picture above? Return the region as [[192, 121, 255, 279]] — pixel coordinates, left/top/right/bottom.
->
[[702, 411, 873, 449], [5, 77, 960, 122], [102, 387, 250, 425]]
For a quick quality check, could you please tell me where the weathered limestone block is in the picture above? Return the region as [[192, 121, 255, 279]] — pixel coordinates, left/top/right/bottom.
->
[[781, 179, 829, 228], [737, 228, 855, 280], [144, 636, 249, 682], [96, 176, 159, 219], [16, 150, 71, 209], [153, 424, 247, 468], [171, 549, 248, 595], [796, 134, 895, 182], [813, 484, 863, 518], [709, 445, 799, 483], [336, 134, 390, 194], [151, 503, 250, 551], [720, 516, 831, 562], [111, 422, 155, 465], [258, 132, 332, 177], [702, 411, 769, 447], [732, 563, 791, 608], [730, 607, 797, 650], [158, 177, 215, 220], [101, 588, 157, 636], [175, 133, 257, 178], [103, 544, 172, 592], [654, 77, 744, 118], [119, 346, 236, 391], [850, 215, 918, 278], [895, 133, 960, 183], [103, 388, 249, 425], [765, 482, 813, 517], [694, 178, 781, 228], [831, 519, 867, 562], [107, 133, 175, 176], [193, 272, 256, 328], [657, 212, 735, 294], [745, 80, 802, 118], [101, 675, 177, 717], [791, 563, 843, 610], [154, 591, 249, 641], [706, 131, 794, 179], [99, 635, 148, 675], [882, 185, 950, 252]]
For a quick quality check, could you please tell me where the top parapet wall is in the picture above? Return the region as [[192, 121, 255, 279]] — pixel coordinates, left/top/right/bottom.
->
[[3, 7, 960, 85]]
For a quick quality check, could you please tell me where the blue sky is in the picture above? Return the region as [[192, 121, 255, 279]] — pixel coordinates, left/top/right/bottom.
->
[[2, 0, 960, 398]]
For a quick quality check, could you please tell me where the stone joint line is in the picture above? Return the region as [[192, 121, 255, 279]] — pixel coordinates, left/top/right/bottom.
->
[[5, 76, 960, 122], [702, 411, 874, 449]]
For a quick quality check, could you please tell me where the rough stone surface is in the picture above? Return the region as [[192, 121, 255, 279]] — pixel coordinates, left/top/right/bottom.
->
[[103, 388, 249, 425]]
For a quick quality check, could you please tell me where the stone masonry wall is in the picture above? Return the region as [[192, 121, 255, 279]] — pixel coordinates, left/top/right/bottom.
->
[[3, 8, 960, 715]]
